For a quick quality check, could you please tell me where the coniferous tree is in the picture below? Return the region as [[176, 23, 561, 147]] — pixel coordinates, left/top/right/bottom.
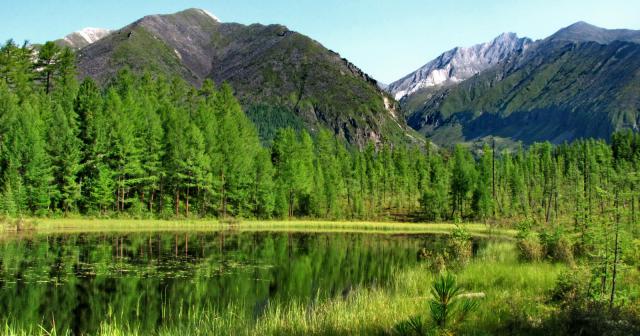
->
[[450, 145, 477, 219], [48, 103, 83, 213], [473, 145, 494, 221]]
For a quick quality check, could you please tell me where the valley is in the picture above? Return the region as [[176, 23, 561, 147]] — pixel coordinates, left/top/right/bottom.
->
[[0, 4, 639, 336]]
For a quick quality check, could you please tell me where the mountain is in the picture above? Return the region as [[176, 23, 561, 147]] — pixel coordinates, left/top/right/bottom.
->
[[388, 33, 532, 101], [395, 22, 640, 146], [72, 8, 418, 146], [547, 21, 640, 44], [57, 28, 111, 49]]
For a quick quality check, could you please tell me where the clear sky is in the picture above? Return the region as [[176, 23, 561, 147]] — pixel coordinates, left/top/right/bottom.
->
[[2, 0, 639, 83]]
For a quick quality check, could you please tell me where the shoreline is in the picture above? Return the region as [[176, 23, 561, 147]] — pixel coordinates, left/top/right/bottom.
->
[[1, 218, 516, 237]]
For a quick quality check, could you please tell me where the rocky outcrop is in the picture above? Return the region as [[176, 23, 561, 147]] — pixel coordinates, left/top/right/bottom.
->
[[57, 27, 111, 49], [388, 32, 532, 100]]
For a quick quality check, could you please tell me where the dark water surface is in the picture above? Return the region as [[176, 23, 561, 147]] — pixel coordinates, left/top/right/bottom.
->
[[0, 231, 449, 334]]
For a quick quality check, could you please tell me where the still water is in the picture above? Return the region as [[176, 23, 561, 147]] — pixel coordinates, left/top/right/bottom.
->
[[0, 230, 455, 334]]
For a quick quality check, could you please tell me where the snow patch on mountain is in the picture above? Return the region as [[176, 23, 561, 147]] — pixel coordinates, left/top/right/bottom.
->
[[76, 27, 111, 44], [199, 9, 220, 22], [388, 32, 532, 100], [62, 27, 111, 48]]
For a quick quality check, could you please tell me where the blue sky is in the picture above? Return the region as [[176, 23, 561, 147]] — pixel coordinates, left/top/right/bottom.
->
[[2, 0, 639, 83]]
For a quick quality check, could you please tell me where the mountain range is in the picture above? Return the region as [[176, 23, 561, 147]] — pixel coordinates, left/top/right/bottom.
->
[[58, 9, 640, 147], [62, 8, 416, 146], [392, 21, 640, 146]]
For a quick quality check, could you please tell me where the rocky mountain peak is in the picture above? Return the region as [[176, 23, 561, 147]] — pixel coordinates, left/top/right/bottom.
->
[[58, 27, 111, 49], [387, 32, 531, 100]]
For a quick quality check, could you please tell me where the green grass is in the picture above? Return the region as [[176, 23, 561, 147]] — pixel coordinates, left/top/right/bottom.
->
[[1, 218, 517, 238], [0, 241, 566, 335]]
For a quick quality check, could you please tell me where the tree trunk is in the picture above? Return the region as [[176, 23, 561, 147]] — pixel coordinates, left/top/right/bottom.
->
[[220, 171, 226, 218], [149, 191, 155, 214], [186, 186, 190, 218], [610, 189, 620, 309], [175, 189, 180, 217]]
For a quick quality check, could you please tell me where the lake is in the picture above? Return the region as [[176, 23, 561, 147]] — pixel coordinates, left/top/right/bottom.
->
[[0, 230, 464, 334]]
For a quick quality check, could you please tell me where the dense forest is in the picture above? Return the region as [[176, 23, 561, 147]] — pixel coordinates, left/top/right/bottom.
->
[[1, 40, 640, 230]]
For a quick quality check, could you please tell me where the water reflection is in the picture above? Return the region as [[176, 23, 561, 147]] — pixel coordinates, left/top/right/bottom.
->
[[0, 231, 437, 334]]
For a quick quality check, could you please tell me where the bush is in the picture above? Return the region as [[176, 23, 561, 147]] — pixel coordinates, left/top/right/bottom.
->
[[551, 236, 575, 266], [539, 228, 575, 266], [626, 239, 640, 270], [516, 234, 543, 262], [417, 248, 447, 274], [541, 300, 640, 336], [447, 225, 472, 267], [548, 269, 588, 304]]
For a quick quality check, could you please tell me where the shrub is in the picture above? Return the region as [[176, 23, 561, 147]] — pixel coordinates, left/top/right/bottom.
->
[[539, 228, 575, 266], [541, 300, 640, 336], [548, 268, 588, 304], [626, 239, 640, 270], [417, 248, 447, 274], [517, 234, 543, 262], [446, 225, 472, 267]]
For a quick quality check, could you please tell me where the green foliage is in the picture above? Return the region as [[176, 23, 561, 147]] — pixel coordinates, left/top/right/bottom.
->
[[447, 225, 473, 267], [428, 273, 480, 332], [392, 316, 431, 336], [2, 39, 640, 233], [539, 228, 575, 266]]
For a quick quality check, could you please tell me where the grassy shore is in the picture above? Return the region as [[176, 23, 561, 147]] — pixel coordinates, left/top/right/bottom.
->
[[1, 218, 516, 238], [2, 242, 565, 336]]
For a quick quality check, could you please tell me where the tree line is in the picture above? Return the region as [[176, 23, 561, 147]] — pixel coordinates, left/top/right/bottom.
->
[[1, 40, 639, 226]]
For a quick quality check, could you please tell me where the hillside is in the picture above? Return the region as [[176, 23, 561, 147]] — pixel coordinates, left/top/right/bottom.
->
[[396, 22, 640, 146], [73, 8, 418, 146]]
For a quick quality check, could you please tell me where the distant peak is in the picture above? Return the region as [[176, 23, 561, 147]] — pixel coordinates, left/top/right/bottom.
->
[[492, 32, 518, 42], [548, 21, 640, 44], [180, 8, 221, 22], [565, 21, 598, 29], [61, 27, 111, 48]]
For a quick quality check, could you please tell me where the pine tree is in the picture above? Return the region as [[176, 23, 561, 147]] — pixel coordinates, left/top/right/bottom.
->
[[35, 42, 61, 94], [272, 128, 314, 218], [212, 83, 262, 217], [252, 148, 275, 218], [472, 145, 494, 220], [421, 153, 449, 221], [48, 103, 82, 213], [0, 40, 35, 99], [450, 145, 477, 219], [4, 101, 53, 215], [105, 86, 143, 212], [90, 163, 115, 215]]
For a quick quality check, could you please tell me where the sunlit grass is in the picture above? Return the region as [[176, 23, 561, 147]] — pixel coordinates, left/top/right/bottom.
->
[[2, 218, 517, 238]]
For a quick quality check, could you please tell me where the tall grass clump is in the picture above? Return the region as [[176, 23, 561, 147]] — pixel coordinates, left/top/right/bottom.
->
[[515, 219, 543, 262], [539, 228, 575, 266]]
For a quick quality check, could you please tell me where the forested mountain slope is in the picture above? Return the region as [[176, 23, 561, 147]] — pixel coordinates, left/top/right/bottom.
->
[[73, 8, 417, 146], [396, 22, 640, 146]]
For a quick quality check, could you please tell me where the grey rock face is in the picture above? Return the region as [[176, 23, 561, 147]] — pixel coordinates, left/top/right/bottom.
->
[[57, 27, 111, 49], [388, 33, 532, 100]]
